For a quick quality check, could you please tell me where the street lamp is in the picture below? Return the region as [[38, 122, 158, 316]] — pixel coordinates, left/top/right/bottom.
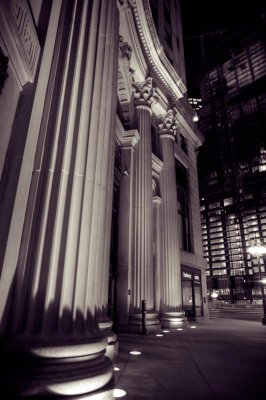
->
[[211, 289, 218, 299], [247, 240, 266, 325]]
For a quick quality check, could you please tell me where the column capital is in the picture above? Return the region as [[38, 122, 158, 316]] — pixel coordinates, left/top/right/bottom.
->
[[132, 77, 158, 108], [156, 109, 179, 139]]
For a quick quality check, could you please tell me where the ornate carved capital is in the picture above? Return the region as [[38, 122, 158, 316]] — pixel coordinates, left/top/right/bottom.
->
[[156, 109, 179, 137], [132, 77, 158, 107]]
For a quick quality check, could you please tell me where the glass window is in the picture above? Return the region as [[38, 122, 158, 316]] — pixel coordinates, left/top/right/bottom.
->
[[224, 197, 233, 206], [180, 134, 188, 153]]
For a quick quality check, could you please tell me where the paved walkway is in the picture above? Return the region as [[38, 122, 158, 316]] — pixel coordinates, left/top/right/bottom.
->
[[113, 318, 266, 400]]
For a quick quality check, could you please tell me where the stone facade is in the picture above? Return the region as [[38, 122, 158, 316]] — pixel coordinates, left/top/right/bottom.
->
[[0, 0, 207, 397]]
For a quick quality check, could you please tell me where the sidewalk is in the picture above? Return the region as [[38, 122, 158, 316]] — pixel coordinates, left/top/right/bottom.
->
[[113, 318, 266, 400]]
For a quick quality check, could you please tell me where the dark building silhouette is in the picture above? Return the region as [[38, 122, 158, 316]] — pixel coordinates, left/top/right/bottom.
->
[[197, 17, 266, 304]]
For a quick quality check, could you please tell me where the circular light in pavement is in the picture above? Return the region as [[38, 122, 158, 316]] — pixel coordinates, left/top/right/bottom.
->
[[129, 351, 142, 355], [113, 388, 127, 397], [177, 328, 183, 331], [114, 366, 120, 371]]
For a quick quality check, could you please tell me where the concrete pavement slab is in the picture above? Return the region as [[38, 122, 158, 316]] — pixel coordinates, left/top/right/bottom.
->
[[113, 318, 266, 400]]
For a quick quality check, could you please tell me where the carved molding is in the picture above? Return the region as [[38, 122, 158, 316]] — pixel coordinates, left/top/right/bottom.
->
[[118, 0, 134, 10], [119, 35, 132, 65], [117, 36, 134, 125], [116, 117, 140, 149], [0, 0, 40, 85], [130, 0, 186, 101]]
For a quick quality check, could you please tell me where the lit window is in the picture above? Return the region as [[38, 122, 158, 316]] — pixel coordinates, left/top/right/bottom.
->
[[224, 197, 233, 206]]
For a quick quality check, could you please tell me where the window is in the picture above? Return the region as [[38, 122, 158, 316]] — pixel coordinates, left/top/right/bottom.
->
[[209, 201, 220, 210], [180, 134, 188, 153], [176, 160, 190, 251], [224, 197, 233, 207], [177, 189, 190, 251], [241, 98, 257, 116]]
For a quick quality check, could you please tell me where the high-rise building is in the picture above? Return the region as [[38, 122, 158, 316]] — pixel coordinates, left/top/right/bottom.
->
[[198, 17, 266, 304], [0, 0, 206, 397]]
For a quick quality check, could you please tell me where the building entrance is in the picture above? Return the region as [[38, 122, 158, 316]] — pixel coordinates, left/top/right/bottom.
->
[[182, 268, 203, 320]]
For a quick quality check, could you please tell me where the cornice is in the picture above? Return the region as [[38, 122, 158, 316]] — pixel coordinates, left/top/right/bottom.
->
[[130, 0, 186, 101]]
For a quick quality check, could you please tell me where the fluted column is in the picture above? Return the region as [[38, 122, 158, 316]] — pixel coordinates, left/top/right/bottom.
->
[[0, 1, 118, 398], [157, 110, 186, 328], [87, 0, 119, 361], [153, 196, 162, 313], [129, 78, 160, 333]]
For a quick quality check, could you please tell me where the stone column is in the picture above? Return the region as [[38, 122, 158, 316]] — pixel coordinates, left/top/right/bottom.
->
[[116, 128, 140, 332], [129, 77, 160, 333], [152, 154, 163, 313], [0, 1, 118, 398], [157, 110, 186, 328], [153, 196, 162, 313], [87, 1, 119, 361]]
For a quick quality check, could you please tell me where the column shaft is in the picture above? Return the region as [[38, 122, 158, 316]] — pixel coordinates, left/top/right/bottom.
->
[[133, 105, 153, 310], [153, 197, 162, 312], [1, 0, 118, 397], [129, 97, 160, 333], [160, 135, 186, 327]]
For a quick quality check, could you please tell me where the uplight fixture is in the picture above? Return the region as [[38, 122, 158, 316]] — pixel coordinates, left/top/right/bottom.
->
[[113, 388, 127, 398]]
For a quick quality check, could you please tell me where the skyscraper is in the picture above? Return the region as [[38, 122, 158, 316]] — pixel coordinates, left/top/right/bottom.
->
[[198, 17, 266, 304]]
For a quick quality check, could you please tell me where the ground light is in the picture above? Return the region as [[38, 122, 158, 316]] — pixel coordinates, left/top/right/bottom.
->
[[113, 388, 127, 398], [156, 334, 163, 337], [177, 328, 183, 330], [162, 330, 170, 333], [114, 367, 120, 371], [129, 351, 142, 355], [190, 325, 197, 329]]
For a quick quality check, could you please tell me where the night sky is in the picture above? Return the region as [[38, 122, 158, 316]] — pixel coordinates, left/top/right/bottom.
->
[[180, 0, 266, 96]]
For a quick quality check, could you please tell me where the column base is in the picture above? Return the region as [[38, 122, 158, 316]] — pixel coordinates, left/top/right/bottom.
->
[[0, 336, 114, 398], [159, 311, 187, 329], [128, 312, 161, 334], [99, 317, 118, 361]]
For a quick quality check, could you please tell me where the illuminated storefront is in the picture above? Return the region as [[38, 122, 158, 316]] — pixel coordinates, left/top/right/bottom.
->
[[182, 268, 203, 319]]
